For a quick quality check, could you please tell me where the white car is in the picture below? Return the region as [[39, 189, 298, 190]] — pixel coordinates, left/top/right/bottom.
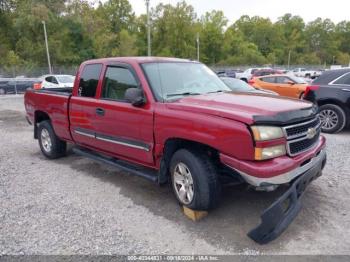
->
[[292, 68, 321, 79], [40, 74, 75, 89]]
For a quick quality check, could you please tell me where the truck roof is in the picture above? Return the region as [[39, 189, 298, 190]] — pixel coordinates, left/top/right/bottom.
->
[[81, 56, 193, 65]]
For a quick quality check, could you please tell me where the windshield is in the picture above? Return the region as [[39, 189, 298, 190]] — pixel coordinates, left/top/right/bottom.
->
[[142, 62, 230, 101], [56, 75, 75, 83], [221, 77, 256, 92], [288, 75, 307, 84]]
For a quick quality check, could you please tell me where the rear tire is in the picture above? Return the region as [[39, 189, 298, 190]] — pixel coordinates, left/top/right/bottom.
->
[[38, 120, 66, 159], [319, 104, 346, 133], [170, 148, 221, 210]]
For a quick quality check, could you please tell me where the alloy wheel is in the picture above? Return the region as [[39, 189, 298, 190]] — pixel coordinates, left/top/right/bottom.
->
[[173, 162, 194, 205]]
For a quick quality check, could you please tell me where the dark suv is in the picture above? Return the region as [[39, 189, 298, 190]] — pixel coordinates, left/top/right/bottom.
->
[[304, 68, 350, 133]]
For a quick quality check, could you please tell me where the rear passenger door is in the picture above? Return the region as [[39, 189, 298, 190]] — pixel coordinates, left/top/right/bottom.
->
[[92, 64, 154, 165]]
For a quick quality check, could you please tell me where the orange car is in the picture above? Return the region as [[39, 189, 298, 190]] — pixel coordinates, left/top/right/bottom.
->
[[249, 74, 308, 99]]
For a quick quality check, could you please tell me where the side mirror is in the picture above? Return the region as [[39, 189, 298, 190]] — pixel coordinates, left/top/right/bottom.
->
[[124, 88, 145, 107], [287, 81, 295, 85]]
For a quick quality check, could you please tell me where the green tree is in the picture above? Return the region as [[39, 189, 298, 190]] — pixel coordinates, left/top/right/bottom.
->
[[151, 1, 197, 58], [199, 10, 227, 64]]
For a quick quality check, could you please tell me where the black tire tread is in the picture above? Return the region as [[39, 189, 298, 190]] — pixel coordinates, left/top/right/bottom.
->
[[170, 148, 221, 210]]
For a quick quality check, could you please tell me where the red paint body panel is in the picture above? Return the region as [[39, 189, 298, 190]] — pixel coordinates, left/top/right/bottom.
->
[[24, 57, 324, 181], [24, 91, 72, 142]]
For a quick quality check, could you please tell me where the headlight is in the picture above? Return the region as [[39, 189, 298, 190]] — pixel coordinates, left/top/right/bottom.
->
[[251, 126, 284, 141], [255, 145, 286, 160]]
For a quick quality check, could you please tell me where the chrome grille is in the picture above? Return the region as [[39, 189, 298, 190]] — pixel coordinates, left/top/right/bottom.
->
[[283, 116, 321, 156]]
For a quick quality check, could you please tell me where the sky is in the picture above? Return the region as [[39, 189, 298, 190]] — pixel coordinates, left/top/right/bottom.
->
[[128, 0, 350, 24]]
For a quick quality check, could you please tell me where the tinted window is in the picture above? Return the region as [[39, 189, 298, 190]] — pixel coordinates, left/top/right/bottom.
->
[[79, 64, 102, 97], [45, 76, 52, 82], [52, 77, 58, 84], [261, 77, 275, 83], [102, 67, 138, 101], [313, 69, 350, 84], [275, 76, 290, 84], [334, 73, 350, 85]]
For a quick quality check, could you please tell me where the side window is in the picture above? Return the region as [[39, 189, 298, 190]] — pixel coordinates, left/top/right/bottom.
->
[[52, 77, 58, 84], [78, 64, 102, 97], [261, 77, 275, 83], [276, 77, 289, 84], [45, 76, 52, 83], [334, 73, 350, 85], [101, 67, 138, 101]]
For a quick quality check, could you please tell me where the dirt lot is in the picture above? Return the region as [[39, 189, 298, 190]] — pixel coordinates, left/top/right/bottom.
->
[[0, 95, 350, 255]]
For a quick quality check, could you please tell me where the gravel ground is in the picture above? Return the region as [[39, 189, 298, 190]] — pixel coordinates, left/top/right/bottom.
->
[[0, 95, 350, 255]]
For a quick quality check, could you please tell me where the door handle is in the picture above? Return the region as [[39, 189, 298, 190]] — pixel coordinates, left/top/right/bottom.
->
[[96, 108, 105, 116]]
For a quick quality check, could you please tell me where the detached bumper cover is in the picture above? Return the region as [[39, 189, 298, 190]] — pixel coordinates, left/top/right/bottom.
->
[[248, 150, 326, 244]]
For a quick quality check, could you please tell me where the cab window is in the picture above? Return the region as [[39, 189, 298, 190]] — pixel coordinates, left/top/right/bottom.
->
[[101, 66, 138, 101], [78, 64, 102, 97]]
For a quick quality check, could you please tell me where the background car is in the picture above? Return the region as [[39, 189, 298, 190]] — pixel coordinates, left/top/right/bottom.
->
[[220, 77, 278, 95], [0, 78, 38, 94], [215, 69, 236, 78], [235, 67, 271, 82], [304, 68, 350, 133], [250, 74, 308, 99], [292, 68, 322, 79], [252, 69, 283, 77], [40, 74, 75, 89]]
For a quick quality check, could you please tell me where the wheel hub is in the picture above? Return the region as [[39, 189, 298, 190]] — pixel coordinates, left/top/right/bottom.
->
[[320, 109, 338, 130], [41, 128, 52, 152], [173, 162, 194, 205]]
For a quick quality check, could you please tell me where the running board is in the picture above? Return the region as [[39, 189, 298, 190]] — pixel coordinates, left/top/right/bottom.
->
[[72, 147, 158, 182]]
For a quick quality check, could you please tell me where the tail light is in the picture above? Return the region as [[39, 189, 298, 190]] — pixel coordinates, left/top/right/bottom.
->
[[248, 79, 255, 86], [304, 85, 319, 98], [33, 82, 42, 89]]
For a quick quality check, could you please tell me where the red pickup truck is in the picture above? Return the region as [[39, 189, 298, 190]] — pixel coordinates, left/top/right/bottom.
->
[[25, 57, 326, 244]]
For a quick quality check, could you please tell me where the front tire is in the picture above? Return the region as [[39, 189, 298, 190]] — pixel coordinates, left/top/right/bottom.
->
[[319, 104, 346, 133], [170, 149, 221, 210], [38, 120, 66, 159]]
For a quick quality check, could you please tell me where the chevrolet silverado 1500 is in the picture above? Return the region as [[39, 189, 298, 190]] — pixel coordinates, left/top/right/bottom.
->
[[25, 57, 326, 244]]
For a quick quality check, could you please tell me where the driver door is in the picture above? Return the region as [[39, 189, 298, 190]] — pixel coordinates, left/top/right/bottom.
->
[[92, 64, 155, 165]]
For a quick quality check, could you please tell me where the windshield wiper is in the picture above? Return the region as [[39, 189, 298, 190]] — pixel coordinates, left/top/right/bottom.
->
[[166, 92, 201, 97]]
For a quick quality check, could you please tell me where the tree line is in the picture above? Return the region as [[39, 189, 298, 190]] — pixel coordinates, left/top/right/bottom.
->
[[1, 0, 350, 72]]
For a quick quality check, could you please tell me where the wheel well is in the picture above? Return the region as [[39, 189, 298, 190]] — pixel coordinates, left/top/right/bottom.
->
[[158, 138, 219, 184], [317, 99, 348, 113], [34, 111, 50, 139]]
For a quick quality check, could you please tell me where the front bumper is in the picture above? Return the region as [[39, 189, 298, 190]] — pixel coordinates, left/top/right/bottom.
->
[[220, 135, 326, 186], [248, 150, 326, 244], [238, 149, 326, 186]]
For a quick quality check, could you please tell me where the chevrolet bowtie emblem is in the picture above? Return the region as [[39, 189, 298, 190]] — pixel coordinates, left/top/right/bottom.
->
[[306, 127, 317, 139]]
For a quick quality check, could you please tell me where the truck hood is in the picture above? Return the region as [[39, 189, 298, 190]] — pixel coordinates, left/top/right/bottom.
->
[[166, 92, 317, 125]]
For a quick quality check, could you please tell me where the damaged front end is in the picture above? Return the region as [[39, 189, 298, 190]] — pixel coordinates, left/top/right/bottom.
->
[[248, 150, 327, 244]]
